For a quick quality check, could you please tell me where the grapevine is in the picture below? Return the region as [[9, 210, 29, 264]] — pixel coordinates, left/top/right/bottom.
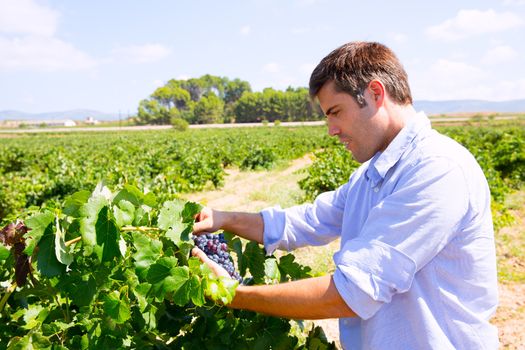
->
[[0, 184, 335, 349]]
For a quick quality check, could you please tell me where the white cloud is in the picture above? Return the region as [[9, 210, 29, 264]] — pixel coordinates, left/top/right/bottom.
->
[[240, 25, 251, 36], [0, 0, 99, 72], [412, 58, 525, 101], [411, 59, 488, 100], [490, 79, 525, 100], [294, 0, 323, 5], [300, 63, 316, 74], [0, 36, 97, 72], [263, 62, 281, 73], [0, 0, 59, 36], [389, 32, 408, 43], [482, 45, 519, 64], [291, 27, 310, 35], [503, 0, 525, 5], [426, 9, 524, 41], [110, 44, 171, 64], [152, 79, 165, 87]]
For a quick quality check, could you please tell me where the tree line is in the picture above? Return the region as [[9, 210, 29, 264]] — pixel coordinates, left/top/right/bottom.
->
[[134, 75, 324, 125]]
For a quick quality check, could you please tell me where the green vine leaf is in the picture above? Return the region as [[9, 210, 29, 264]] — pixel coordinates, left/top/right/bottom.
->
[[131, 232, 162, 279], [24, 211, 54, 256], [113, 199, 135, 227], [36, 234, 65, 277], [103, 291, 131, 324], [54, 216, 73, 267]]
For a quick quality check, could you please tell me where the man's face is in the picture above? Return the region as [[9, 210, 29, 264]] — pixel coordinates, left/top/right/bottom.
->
[[317, 81, 386, 163]]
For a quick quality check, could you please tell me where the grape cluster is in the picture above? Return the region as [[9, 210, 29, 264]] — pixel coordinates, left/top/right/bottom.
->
[[193, 233, 242, 282]]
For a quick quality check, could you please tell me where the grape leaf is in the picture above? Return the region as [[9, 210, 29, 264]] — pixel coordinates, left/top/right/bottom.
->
[[204, 277, 238, 305], [278, 254, 312, 281], [189, 275, 205, 306], [264, 258, 281, 283], [24, 211, 54, 256], [81, 196, 120, 263], [0, 242, 9, 261], [94, 206, 120, 263], [22, 304, 49, 330], [36, 234, 64, 277], [146, 258, 190, 302], [54, 217, 73, 267], [181, 201, 203, 222], [157, 199, 185, 230], [131, 232, 162, 279], [113, 199, 135, 227], [80, 195, 109, 255], [103, 291, 131, 324], [61, 274, 97, 307], [113, 184, 157, 208], [133, 282, 152, 312], [243, 241, 266, 284], [63, 190, 91, 217], [158, 199, 194, 245], [141, 304, 158, 331], [146, 257, 178, 284], [8, 332, 52, 349]]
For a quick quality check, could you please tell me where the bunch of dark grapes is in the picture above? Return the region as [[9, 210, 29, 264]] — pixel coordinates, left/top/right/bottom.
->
[[193, 233, 242, 283]]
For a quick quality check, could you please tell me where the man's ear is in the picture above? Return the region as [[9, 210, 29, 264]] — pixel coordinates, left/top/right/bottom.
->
[[368, 80, 385, 105]]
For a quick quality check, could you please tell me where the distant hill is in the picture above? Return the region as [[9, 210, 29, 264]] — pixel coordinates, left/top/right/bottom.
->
[[0, 109, 122, 121], [414, 99, 525, 115], [1, 99, 524, 121]]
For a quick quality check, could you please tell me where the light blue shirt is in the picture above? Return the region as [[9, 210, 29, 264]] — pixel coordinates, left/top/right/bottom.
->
[[261, 113, 499, 349]]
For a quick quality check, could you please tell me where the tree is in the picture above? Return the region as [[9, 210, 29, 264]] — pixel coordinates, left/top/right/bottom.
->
[[193, 92, 224, 124]]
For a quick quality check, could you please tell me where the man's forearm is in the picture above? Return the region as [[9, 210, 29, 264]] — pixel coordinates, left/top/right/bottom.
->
[[229, 275, 357, 319], [219, 211, 264, 244]]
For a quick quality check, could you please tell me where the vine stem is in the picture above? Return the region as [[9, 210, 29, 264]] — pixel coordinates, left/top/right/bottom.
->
[[121, 226, 160, 232], [63, 226, 160, 247], [0, 281, 17, 313], [65, 237, 82, 247]]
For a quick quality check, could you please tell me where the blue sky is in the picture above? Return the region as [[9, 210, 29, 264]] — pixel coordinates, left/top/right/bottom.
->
[[1, 0, 524, 114]]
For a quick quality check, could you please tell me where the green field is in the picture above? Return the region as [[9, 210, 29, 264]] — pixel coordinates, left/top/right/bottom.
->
[[0, 120, 524, 348]]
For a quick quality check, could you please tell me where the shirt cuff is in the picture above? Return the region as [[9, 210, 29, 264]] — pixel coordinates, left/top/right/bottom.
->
[[332, 239, 417, 320], [261, 206, 286, 255]]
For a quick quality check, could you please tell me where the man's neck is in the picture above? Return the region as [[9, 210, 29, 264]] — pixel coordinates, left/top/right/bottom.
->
[[380, 102, 417, 150]]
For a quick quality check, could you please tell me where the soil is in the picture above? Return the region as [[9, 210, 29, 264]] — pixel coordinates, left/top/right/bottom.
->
[[183, 157, 525, 349]]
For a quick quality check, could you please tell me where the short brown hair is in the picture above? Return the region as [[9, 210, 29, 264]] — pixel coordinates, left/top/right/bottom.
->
[[309, 42, 413, 106]]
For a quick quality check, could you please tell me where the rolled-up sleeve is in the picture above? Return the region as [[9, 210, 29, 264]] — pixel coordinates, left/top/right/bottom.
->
[[261, 181, 348, 254], [333, 156, 470, 319], [333, 239, 416, 319]]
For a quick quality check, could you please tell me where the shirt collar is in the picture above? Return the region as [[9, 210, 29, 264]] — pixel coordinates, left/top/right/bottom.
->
[[366, 112, 431, 185]]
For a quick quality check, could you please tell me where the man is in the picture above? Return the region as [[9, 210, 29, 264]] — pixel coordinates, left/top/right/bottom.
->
[[192, 42, 499, 349]]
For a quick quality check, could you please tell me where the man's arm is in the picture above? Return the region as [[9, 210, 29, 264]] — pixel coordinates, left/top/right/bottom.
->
[[193, 207, 264, 243], [232, 275, 356, 319], [192, 248, 356, 319]]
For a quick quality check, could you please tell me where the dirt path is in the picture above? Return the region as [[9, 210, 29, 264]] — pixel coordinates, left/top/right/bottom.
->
[[184, 154, 313, 212], [183, 159, 525, 349]]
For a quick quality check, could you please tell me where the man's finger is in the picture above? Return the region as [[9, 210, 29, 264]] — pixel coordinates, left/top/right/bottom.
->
[[193, 221, 210, 234], [191, 247, 209, 262], [191, 247, 230, 278]]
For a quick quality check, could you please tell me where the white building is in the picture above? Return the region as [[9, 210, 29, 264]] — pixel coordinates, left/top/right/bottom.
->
[[4, 119, 77, 128]]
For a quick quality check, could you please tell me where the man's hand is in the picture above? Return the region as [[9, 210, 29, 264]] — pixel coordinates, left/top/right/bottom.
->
[[193, 207, 224, 234], [191, 247, 230, 279], [193, 208, 264, 244]]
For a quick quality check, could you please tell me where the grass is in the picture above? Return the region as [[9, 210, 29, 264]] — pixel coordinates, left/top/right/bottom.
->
[[495, 188, 525, 283], [247, 170, 306, 210]]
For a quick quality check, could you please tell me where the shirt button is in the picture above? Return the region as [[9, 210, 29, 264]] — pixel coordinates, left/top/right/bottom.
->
[[374, 187, 379, 193]]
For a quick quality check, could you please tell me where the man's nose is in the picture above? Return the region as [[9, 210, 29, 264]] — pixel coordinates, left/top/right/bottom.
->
[[328, 123, 339, 136]]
